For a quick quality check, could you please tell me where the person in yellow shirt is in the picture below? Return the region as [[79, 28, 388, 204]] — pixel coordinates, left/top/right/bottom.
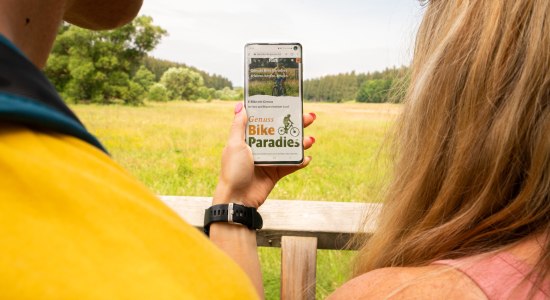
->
[[0, 0, 316, 298]]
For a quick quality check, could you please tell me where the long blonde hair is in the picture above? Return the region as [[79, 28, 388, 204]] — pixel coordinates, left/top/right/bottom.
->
[[354, 0, 550, 284]]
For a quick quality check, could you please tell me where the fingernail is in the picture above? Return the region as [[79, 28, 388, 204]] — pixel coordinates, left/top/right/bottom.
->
[[234, 102, 243, 114], [309, 112, 317, 120], [310, 136, 316, 143]]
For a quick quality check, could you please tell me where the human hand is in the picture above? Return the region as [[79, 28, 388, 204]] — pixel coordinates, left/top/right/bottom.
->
[[213, 102, 316, 208]]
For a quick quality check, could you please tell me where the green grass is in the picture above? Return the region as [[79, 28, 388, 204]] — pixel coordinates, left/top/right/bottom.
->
[[248, 79, 299, 97], [72, 100, 400, 299]]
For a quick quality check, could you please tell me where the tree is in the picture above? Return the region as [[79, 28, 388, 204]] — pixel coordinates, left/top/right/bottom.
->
[[160, 67, 204, 100], [133, 66, 156, 90], [45, 16, 167, 104], [356, 79, 393, 103], [144, 56, 233, 90], [147, 83, 169, 102], [197, 86, 216, 101]]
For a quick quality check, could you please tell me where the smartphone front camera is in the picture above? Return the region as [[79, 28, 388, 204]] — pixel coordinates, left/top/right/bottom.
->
[[293, 46, 298, 51]]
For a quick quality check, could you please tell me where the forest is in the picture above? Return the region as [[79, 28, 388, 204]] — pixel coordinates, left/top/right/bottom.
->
[[303, 67, 409, 103]]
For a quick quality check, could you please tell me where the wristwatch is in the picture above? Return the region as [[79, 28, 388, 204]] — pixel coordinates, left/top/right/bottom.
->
[[203, 203, 263, 236]]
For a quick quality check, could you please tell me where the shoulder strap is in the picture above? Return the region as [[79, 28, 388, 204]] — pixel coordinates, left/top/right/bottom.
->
[[0, 36, 107, 154], [434, 253, 550, 299]]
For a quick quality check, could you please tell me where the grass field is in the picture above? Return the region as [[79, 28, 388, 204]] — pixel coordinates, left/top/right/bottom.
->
[[72, 100, 400, 299], [249, 79, 300, 97]]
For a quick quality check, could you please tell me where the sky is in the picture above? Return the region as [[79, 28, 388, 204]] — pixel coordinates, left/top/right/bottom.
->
[[139, 0, 425, 87]]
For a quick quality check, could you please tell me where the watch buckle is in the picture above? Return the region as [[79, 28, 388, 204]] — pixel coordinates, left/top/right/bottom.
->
[[227, 203, 236, 224]]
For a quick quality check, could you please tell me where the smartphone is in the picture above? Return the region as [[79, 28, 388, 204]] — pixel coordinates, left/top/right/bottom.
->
[[244, 43, 303, 165]]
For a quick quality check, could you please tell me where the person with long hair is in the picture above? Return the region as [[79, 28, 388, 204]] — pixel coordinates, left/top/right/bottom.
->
[[215, 0, 549, 298]]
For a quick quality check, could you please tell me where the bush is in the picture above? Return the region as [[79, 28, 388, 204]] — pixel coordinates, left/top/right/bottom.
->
[[215, 87, 243, 101], [133, 66, 156, 90], [147, 83, 169, 102], [197, 86, 216, 101], [160, 67, 204, 100], [127, 81, 145, 105]]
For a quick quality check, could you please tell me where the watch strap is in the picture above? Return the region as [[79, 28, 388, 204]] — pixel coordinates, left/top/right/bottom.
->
[[204, 203, 263, 236]]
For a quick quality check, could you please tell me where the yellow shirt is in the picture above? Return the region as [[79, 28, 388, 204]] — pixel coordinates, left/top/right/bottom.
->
[[0, 124, 258, 299]]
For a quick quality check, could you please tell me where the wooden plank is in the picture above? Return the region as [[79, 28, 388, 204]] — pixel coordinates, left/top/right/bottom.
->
[[160, 196, 210, 226], [260, 199, 379, 234], [257, 231, 367, 250], [281, 236, 317, 300], [159, 196, 381, 249]]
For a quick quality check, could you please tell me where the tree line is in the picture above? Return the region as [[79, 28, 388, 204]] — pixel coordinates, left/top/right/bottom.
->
[[45, 15, 408, 105], [143, 57, 232, 90], [45, 16, 239, 105], [303, 67, 409, 103]]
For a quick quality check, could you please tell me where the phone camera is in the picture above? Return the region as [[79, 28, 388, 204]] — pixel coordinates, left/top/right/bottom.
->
[[293, 46, 298, 51]]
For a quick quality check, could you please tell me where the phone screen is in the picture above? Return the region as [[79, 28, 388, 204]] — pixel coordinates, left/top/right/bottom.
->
[[244, 43, 303, 165]]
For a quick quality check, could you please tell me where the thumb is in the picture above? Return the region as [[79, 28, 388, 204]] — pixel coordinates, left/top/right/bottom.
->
[[228, 102, 247, 144]]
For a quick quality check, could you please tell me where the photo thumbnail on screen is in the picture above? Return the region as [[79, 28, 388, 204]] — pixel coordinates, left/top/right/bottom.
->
[[248, 58, 300, 97]]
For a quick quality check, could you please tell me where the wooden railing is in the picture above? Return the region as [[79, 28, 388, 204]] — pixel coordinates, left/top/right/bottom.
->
[[160, 196, 381, 300]]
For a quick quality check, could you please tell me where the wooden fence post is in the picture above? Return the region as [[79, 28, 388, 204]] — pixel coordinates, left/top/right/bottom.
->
[[281, 236, 318, 300]]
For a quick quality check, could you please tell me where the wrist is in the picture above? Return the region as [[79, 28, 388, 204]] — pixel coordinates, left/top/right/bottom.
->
[[213, 182, 247, 206], [210, 222, 257, 243]]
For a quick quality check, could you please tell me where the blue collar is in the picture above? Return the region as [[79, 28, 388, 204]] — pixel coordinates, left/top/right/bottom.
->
[[0, 35, 107, 154]]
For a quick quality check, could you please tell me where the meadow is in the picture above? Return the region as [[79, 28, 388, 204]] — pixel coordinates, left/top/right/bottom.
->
[[248, 79, 300, 97], [72, 100, 400, 299]]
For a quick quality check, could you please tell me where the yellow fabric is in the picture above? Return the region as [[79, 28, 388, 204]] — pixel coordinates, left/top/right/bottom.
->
[[0, 124, 258, 300]]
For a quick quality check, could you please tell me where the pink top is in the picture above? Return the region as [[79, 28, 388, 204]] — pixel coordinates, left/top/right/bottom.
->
[[434, 252, 550, 300]]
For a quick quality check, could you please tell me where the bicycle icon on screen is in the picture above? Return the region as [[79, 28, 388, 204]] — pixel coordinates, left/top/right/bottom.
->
[[278, 114, 299, 137]]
